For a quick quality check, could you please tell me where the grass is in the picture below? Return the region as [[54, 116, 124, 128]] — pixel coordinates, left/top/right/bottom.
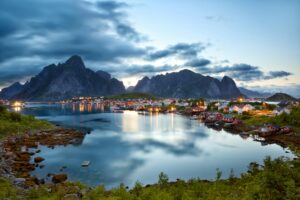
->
[[239, 106, 300, 134], [0, 154, 299, 199], [0, 105, 54, 139]]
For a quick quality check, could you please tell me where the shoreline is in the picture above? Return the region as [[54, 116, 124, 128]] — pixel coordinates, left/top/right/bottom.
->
[[0, 127, 86, 188], [0, 110, 299, 190]]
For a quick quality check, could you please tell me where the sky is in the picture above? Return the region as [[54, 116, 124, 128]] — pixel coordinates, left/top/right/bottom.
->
[[0, 0, 299, 95]]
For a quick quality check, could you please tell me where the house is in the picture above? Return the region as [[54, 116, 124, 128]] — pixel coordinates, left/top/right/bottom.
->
[[259, 124, 281, 136], [272, 107, 290, 115], [218, 102, 229, 112], [229, 105, 244, 114], [229, 104, 254, 114], [280, 126, 293, 134], [242, 104, 254, 112], [191, 107, 205, 113], [163, 99, 175, 106], [223, 114, 235, 123]]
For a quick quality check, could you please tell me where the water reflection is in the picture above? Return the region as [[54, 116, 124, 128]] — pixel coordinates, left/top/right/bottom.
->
[[122, 111, 139, 133], [20, 104, 296, 188]]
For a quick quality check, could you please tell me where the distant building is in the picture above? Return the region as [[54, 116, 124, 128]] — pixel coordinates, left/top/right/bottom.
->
[[272, 107, 291, 115], [229, 104, 254, 114]]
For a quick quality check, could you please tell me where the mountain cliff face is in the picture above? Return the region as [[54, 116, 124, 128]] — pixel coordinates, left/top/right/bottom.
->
[[133, 69, 242, 98], [6, 55, 125, 101], [239, 87, 272, 98], [0, 82, 24, 99]]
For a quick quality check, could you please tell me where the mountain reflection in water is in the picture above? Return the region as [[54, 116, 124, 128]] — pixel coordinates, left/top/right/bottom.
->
[[20, 104, 295, 188]]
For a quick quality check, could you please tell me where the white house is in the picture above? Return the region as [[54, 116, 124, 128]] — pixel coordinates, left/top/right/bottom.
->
[[229, 104, 254, 114], [273, 107, 291, 115]]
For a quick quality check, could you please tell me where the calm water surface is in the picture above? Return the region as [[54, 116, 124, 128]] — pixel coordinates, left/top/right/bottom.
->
[[20, 103, 295, 188]]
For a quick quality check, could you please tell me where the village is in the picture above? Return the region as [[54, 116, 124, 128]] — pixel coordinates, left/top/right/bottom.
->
[[2, 94, 298, 139]]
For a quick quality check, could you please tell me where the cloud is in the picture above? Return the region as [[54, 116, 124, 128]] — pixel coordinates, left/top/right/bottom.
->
[[266, 71, 292, 79], [0, 0, 293, 89], [0, 0, 145, 86], [196, 63, 292, 81], [147, 42, 206, 60], [184, 58, 211, 68], [103, 64, 179, 77]]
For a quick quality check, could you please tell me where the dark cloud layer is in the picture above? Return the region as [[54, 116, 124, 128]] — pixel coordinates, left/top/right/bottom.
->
[[147, 43, 206, 60], [195, 63, 292, 81], [0, 0, 145, 86], [103, 64, 180, 77], [184, 58, 211, 68], [0, 0, 293, 88]]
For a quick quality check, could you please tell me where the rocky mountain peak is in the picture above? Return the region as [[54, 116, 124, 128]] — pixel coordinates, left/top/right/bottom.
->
[[1, 56, 126, 101], [64, 55, 85, 69]]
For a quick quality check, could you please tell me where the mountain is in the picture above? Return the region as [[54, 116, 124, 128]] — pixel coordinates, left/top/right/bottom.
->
[[7, 55, 125, 101], [239, 87, 272, 98], [126, 86, 135, 92], [96, 70, 111, 80], [133, 69, 242, 98], [0, 82, 24, 99], [266, 93, 297, 102]]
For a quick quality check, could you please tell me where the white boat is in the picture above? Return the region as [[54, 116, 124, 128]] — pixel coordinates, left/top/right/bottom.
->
[[81, 161, 90, 167]]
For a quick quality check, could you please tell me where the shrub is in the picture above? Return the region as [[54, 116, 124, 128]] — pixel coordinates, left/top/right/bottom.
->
[[9, 112, 21, 122], [158, 172, 169, 187]]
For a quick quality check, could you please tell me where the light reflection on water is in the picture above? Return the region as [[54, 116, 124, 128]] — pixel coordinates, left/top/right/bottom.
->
[[21, 104, 295, 188]]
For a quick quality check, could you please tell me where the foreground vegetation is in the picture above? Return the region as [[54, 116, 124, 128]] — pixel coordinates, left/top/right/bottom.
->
[[241, 106, 300, 134], [0, 154, 299, 199], [0, 105, 54, 139], [0, 104, 299, 199]]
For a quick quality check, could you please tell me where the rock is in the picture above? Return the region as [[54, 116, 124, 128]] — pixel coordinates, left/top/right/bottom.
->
[[52, 174, 68, 184], [35, 149, 41, 153], [63, 193, 80, 199], [34, 156, 44, 163], [40, 178, 45, 184], [13, 178, 26, 185]]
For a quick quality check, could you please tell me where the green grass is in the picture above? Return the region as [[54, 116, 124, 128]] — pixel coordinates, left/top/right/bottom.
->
[[106, 92, 157, 100], [0, 105, 54, 139], [240, 106, 300, 134], [1, 154, 299, 199]]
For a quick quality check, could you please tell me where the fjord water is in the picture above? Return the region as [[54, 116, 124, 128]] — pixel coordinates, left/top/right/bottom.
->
[[21, 104, 294, 188]]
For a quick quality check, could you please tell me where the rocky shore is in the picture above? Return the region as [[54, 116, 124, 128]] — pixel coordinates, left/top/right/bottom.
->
[[217, 123, 300, 149], [0, 128, 85, 188]]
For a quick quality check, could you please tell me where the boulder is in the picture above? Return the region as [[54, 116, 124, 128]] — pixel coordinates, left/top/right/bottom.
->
[[34, 156, 44, 163], [13, 178, 26, 185], [63, 193, 80, 199], [52, 174, 68, 184]]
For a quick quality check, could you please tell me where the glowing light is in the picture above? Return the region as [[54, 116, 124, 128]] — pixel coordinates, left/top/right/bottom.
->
[[169, 106, 176, 112], [154, 108, 160, 112], [238, 97, 244, 103], [12, 101, 22, 107]]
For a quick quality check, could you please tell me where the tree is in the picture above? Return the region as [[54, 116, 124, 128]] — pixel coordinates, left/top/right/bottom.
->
[[158, 172, 169, 187]]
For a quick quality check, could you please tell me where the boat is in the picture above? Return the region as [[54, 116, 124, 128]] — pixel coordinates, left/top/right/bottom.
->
[[81, 161, 90, 167], [214, 120, 224, 127], [278, 126, 293, 134]]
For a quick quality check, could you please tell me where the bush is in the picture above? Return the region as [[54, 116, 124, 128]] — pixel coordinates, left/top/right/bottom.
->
[[0, 105, 7, 113], [9, 112, 21, 122], [158, 172, 169, 187]]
